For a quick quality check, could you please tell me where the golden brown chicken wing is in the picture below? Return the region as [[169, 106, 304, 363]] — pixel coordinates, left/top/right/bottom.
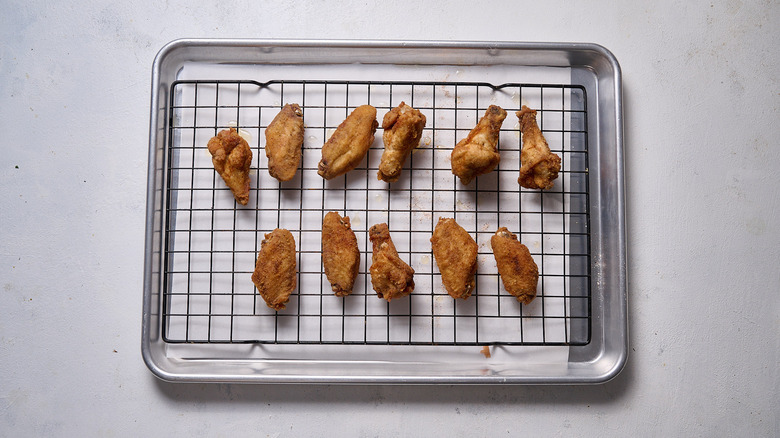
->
[[265, 103, 304, 182], [251, 228, 297, 310], [377, 102, 427, 182], [317, 105, 378, 180], [206, 127, 253, 205], [451, 105, 507, 185], [322, 212, 360, 297], [490, 227, 538, 305], [430, 217, 478, 299], [517, 106, 561, 190], [368, 223, 414, 301]]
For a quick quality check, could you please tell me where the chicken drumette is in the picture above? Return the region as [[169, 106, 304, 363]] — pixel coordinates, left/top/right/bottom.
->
[[206, 128, 253, 205], [377, 102, 426, 183], [451, 105, 507, 185], [368, 223, 414, 301], [517, 106, 561, 190]]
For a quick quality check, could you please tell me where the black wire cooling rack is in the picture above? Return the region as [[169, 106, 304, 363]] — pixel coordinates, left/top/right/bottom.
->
[[161, 79, 591, 346]]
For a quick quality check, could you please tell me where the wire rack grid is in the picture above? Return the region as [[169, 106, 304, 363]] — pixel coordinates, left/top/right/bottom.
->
[[161, 78, 591, 347]]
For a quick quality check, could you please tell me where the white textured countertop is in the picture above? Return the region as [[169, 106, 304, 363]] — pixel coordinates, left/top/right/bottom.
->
[[1, 1, 778, 436]]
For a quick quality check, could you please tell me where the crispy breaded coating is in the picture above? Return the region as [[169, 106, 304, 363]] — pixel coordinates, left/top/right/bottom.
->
[[451, 105, 507, 185], [430, 218, 478, 300], [322, 211, 360, 297], [265, 103, 304, 182], [490, 227, 538, 305], [206, 128, 253, 205], [318, 105, 378, 180], [251, 229, 297, 311], [517, 106, 561, 190], [368, 223, 414, 301], [378, 102, 427, 182]]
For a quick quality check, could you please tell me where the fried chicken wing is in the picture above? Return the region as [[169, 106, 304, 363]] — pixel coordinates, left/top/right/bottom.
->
[[265, 103, 304, 182], [318, 105, 378, 180], [490, 227, 538, 305], [206, 128, 252, 205], [251, 228, 297, 310], [430, 218, 478, 300], [368, 223, 414, 301], [451, 105, 507, 185], [517, 106, 561, 190], [322, 212, 360, 297], [377, 102, 427, 182]]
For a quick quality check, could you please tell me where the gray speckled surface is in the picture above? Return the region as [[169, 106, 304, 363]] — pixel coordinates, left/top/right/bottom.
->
[[1, 1, 778, 436]]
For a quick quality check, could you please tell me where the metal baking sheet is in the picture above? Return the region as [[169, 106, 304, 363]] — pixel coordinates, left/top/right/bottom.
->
[[142, 39, 627, 384]]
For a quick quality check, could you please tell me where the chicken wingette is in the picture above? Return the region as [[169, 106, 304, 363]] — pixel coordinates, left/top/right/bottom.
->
[[265, 103, 304, 182], [251, 229, 297, 310], [322, 212, 360, 297], [430, 218, 478, 299], [318, 105, 378, 180], [490, 227, 538, 305]]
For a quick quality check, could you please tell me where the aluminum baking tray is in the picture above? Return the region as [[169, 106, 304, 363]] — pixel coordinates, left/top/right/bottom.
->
[[142, 39, 626, 384]]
